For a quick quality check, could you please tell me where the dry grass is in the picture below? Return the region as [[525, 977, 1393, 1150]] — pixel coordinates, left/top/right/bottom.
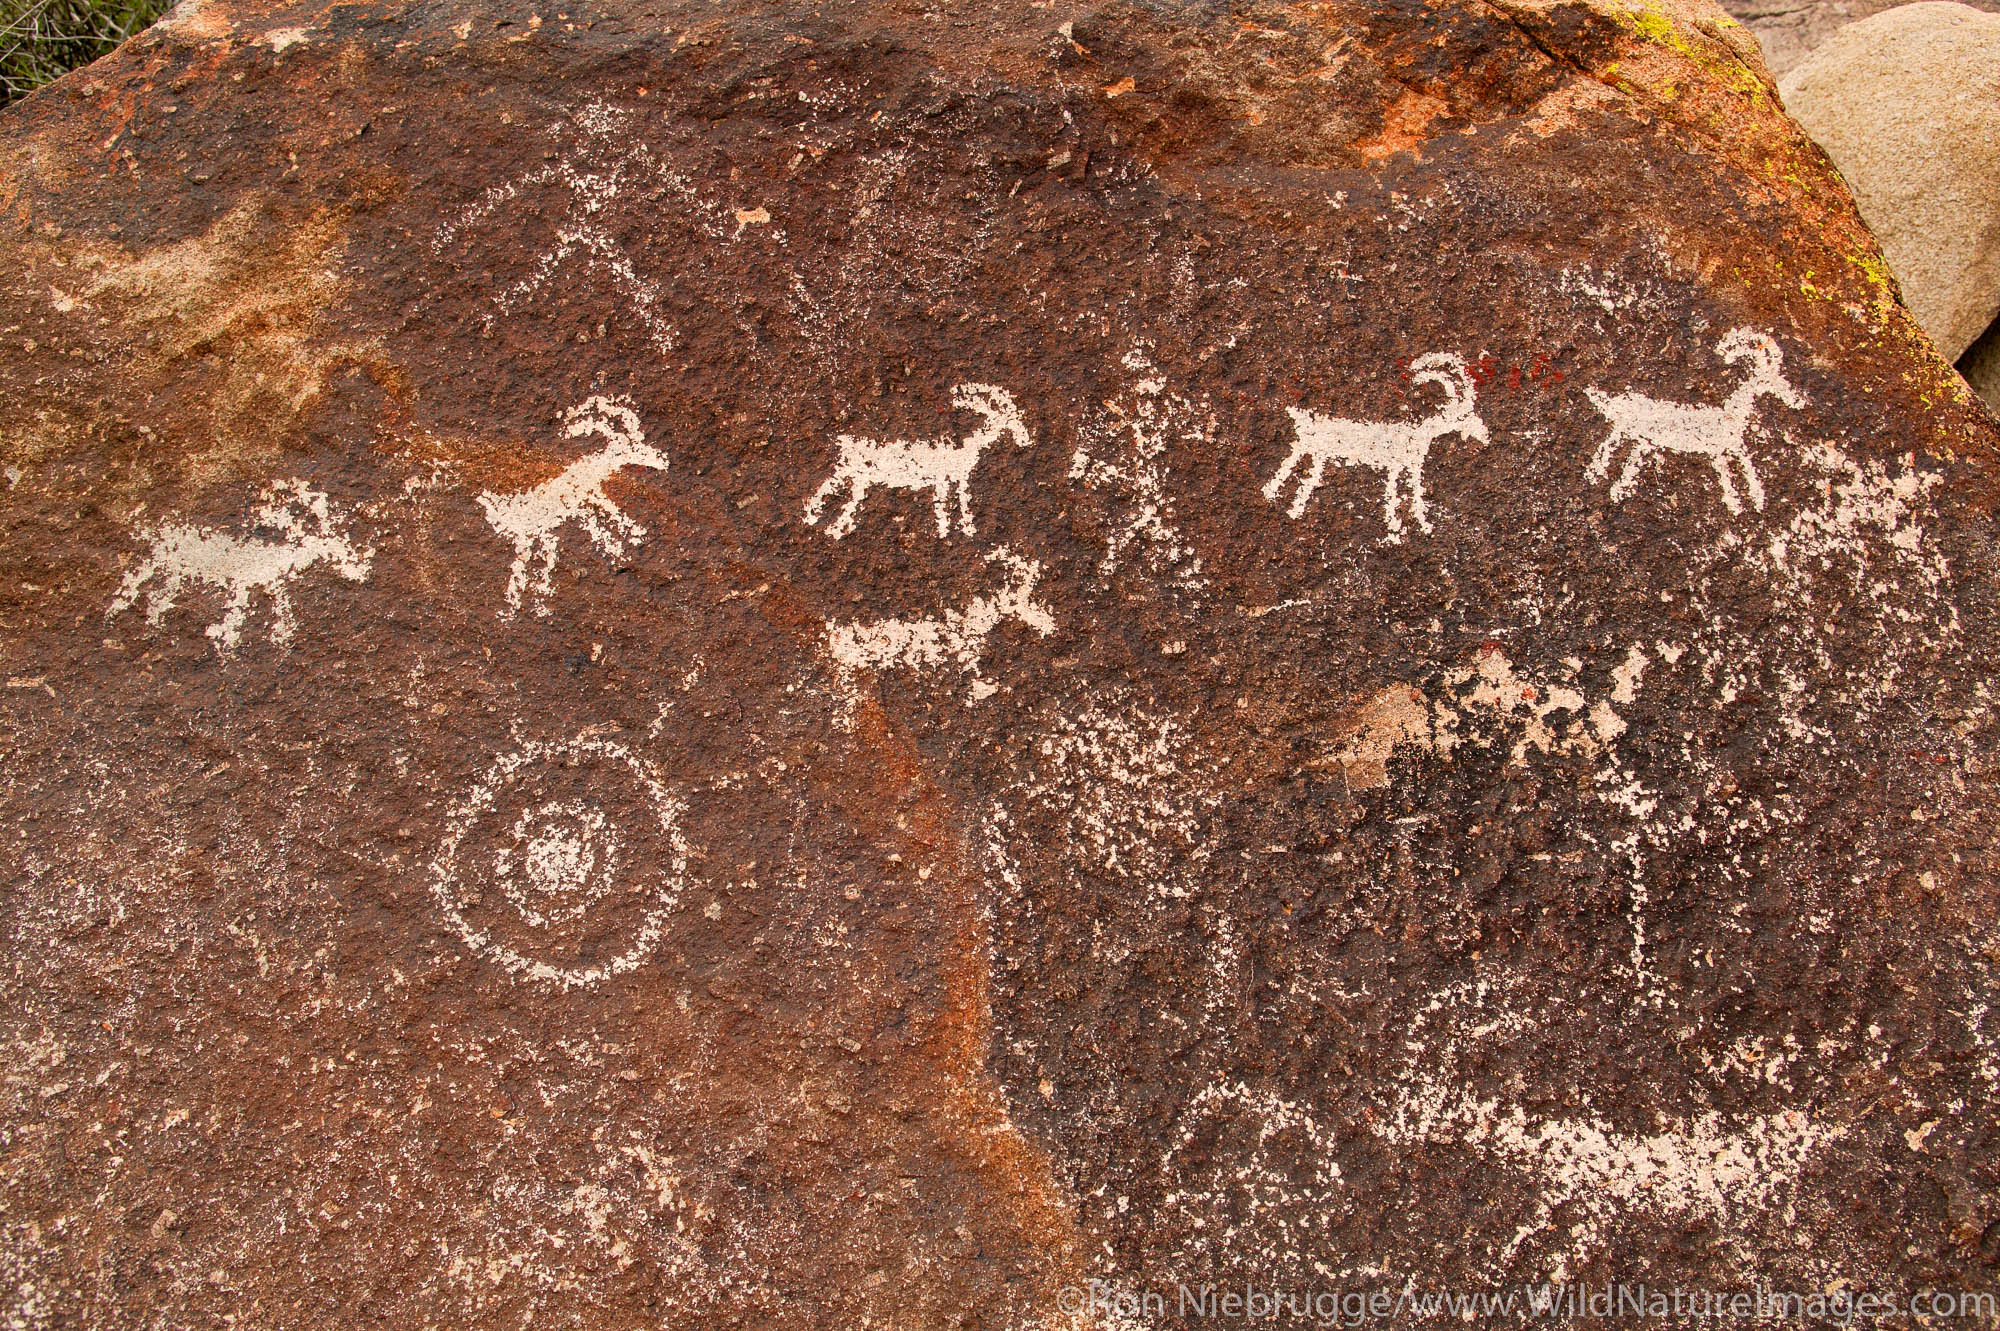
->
[[1, 0, 169, 106]]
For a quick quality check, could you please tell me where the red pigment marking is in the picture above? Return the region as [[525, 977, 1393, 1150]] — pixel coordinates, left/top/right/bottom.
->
[[1399, 353, 1566, 393]]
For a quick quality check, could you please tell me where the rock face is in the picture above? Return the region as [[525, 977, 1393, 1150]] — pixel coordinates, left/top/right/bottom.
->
[[1721, 0, 2000, 75], [2, 0, 1998, 1325], [1779, 2, 2000, 363]]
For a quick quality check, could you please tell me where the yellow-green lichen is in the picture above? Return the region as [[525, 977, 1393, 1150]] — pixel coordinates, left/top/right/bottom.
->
[[1794, 252, 1896, 325], [1616, 2, 1767, 97], [1850, 250, 1897, 318]]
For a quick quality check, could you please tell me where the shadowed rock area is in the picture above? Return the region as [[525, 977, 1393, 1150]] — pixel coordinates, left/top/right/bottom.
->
[[2, 0, 1998, 1325]]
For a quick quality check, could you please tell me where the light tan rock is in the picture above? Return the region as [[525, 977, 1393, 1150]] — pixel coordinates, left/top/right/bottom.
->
[[1723, 0, 2000, 76], [1780, 2, 2000, 361]]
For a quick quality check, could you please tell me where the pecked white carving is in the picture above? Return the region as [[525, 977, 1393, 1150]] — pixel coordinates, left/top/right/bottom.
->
[[433, 101, 726, 352], [430, 734, 689, 990], [107, 479, 373, 653], [1264, 352, 1488, 541], [1067, 346, 1210, 592], [803, 383, 1031, 539], [823, 546, 1054, 703], [477, 395, 669, 617], [1585, 328, 1802, 515]]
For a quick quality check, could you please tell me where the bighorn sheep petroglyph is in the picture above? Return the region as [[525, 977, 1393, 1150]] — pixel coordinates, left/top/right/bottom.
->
[[803, 382, 1031, 539], [1263, 352, 1489, 541], [1585, 328, 1802, 515], [108, 479, 373, 654], [478, 395, 669, 617], [823, 546, 1055, 703]]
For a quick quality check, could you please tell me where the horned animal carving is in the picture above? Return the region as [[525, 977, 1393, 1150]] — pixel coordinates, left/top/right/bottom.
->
[[803, 383, 1031, 539], [108, 479, 374, 653], [823, 547, 1055, 703], [1584, 328, 1802, 515], [1263, 353, 1489, 542], [478, 395, 670, 617]]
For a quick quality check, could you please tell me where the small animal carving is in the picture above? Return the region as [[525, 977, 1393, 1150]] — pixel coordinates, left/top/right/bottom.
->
[[1585, 328, 1802, 515], [803, 382, 1031, 539], [824, 546, 1055, 702], [1264, 353, 1488, 541], [477, 395, 669, 617], [108, 479, 373, 653]]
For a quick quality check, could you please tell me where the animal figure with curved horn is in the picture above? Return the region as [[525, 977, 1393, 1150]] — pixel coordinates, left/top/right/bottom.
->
[[823, 547, 1055, 704], [804, 382, 1032, 539], [478, 395, 670, 617], [108, 480, 374, 654], [1264, 353, 1488, 542], [1584, 328, 1802, 516]]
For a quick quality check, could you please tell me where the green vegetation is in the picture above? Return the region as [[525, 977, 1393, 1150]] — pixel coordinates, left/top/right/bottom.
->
[[2, 0, 169, 107]]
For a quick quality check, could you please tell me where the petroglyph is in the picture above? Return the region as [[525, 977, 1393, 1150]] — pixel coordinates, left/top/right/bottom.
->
[[14, 0, 1997, 1318], [107, 479, 373, 653], [430, 734, 689, 989], [823, 547, 1053, 702], [803, 383, 1030, 539], [1068, 347, 1209, 590], [1586, 329, 1802, 515], [1155, 1078, 1345, 1269], [1264, 352, 1488, 540], [1331, 645, 1680, 994], [1329, 645, 1636, 784], [433, 102, 727, 352], [1436, 646, 1601, 764], [477, 395, 668, 617], [1767, 442, 1946, 593], [1379, 1074, 1838, 1278], [1012, 695, 1220, 891]]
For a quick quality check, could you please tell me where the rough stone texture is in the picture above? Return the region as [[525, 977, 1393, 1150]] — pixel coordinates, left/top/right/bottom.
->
[[2, 0, 1998, 1326], [1965, 316, 2000, 412], [1778, 2, 2000, 363], [1720, 0, 2000, 74]]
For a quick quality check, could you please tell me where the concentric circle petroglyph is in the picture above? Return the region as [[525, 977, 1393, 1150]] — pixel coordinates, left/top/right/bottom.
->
[[431, 736, 688, 988]]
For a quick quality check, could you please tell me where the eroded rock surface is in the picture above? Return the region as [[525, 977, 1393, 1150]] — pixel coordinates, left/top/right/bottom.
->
[[2, 0, 1997, 1325]]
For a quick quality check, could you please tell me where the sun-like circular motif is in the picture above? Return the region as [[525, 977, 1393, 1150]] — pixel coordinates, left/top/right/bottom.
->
[[431, 735, 687, 988]]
